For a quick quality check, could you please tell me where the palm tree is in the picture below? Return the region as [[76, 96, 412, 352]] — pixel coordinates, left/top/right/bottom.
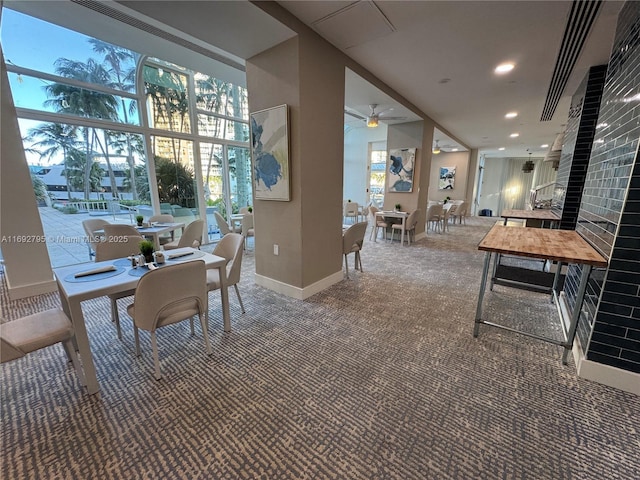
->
[[24, 123, 79, 198], [90, 39, 141, 199], [64, 149, 103, 194], [155, 157, 195, 207], [44, 58, 119, 199]]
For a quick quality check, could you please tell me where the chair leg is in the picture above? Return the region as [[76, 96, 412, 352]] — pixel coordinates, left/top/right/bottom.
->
[[344, 254, 349, 278], [150, 331, 162, 380], [111, 297, 122, 340], [190, 317, 195, 336], [62, 338, 86, 386], [134, 325, 141, 357], [234, 284, 246, 313], [199, 312, 213, 355], [356, 251, 363, 272]]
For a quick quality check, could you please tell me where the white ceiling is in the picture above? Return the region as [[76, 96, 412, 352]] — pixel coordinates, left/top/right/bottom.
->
[[279, 0, 622, 158], [6, 1, 622, 159]]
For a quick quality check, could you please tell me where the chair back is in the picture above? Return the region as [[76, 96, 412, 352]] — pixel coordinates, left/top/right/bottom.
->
[[344, 202, 359, 217], [104, 224, 140, 237], [95, 235, 144, 262], [213, 233, 245, 286], [131, 261, 207, 331], [342, 221, 368, 254], [407, 209, 421, 229], [149, 214, 174, 223], [369, 205, 379, 221], [241, 213, 254, 235], [455, 201, 467, 216], [426, 204, 442, 221], [82, 218, 109, 249], [177, 219, 204, 248], [239, 207, 250, 214], [214, 211, 233, 236]]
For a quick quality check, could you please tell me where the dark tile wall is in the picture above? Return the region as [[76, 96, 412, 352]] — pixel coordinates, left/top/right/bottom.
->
[[552, 65, 607, 230], [564, 1, 640, 374]]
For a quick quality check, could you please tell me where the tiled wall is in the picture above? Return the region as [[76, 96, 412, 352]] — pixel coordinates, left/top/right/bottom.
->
[[564, 1, 640, 373], [553, 65, 607, 230]]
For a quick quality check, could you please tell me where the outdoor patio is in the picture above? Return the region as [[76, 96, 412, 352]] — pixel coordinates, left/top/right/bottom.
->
[[36, 207, 222, 268]]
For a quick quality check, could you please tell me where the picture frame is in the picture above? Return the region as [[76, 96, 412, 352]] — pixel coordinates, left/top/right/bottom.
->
[[387, 148, 416, 193], [439, 166, 456, 190], [250, 104, 290, 201]]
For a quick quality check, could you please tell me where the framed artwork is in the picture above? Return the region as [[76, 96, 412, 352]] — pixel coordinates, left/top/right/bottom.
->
[[250, 104, 290, 201], [439, 166, 456, 190], [387, 148, 416, 192]]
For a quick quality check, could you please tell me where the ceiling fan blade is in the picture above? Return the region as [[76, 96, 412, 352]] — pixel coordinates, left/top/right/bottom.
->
[[344, 109, 366, 120]]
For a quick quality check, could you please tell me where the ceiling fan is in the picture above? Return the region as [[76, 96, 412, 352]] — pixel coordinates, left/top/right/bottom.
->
[[365, 104, 406, 127]]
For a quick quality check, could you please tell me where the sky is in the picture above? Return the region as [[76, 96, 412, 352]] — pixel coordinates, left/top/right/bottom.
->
[[1, 8, 136, 164]]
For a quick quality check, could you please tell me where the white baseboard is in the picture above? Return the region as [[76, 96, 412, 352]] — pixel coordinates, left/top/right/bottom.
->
[[255, 270, 344, 300], [7, 278, 57, 300], [559, 292, 640, 395]]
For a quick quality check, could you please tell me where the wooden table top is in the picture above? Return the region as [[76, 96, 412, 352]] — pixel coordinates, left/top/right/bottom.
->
[[501, 209, 560, 221], [478, 224, 608, 267]]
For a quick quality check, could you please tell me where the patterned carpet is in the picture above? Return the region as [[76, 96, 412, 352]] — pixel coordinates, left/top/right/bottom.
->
[[1, 217, 639, 479]]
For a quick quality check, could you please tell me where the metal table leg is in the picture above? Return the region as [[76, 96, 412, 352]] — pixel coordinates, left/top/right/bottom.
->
[[474, 252, 492, 337]]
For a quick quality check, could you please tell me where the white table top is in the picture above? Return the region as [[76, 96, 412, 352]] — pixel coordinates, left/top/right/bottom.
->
[[54, 247, 225, 302]]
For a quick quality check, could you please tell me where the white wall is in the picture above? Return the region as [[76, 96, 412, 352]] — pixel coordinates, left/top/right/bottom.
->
[[343, 124, 387, 205]]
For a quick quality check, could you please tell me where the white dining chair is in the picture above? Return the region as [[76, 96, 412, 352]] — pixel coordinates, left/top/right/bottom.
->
[[1, 308, 85, 388], [391, 209, 421, 245], [126, 261, 211, 380], [207, 233, 246, 314], [342, 221, 368, 278], [163, 219, 204, 250]]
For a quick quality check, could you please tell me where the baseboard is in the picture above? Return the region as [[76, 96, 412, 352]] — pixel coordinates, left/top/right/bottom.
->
[[578, 359, 640, 395], [255, 270, 344, 300], [7, 278, 57, 300], [559, 292, 640, 395]]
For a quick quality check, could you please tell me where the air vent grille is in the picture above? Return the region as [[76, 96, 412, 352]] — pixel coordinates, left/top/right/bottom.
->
[[70, 0, 244, 71], [540, 0, 602, 121]]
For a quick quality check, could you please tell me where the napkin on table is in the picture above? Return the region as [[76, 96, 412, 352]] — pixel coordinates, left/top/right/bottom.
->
[[74, 265, 117, 278]]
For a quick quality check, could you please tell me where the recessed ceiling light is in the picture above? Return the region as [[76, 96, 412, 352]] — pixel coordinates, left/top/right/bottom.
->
[[505, 112, 518, 119], [541, 144, 549, 148], [495, 63, 515, 74], [510, 133, 519, 138], [451, 148, 459, 152], [499, 147, 506, 151]]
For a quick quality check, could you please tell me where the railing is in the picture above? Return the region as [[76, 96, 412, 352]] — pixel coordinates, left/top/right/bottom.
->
[[65, 200, 136, 222]]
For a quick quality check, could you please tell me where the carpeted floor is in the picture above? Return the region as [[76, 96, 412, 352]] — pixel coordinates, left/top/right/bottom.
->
[[1, 217, 638, 479]]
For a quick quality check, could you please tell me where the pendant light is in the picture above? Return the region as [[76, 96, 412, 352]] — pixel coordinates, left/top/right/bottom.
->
[[522, 153, 535, 173]]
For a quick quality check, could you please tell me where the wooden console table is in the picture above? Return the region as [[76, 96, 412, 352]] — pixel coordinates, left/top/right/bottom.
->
[[473, 224, 607, 364]]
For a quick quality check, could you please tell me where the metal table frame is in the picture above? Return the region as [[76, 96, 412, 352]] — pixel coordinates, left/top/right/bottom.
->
[[473, 225, 607, 364]]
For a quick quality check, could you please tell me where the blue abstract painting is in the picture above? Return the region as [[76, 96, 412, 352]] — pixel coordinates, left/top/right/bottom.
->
[[250, 105, 290, 201], [387, 148, 416, 193]]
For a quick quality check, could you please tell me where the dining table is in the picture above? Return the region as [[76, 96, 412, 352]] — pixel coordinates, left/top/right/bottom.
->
[[53, 247, 230, 395], [375, 210, 409, 245], [136, 222, 185, 250]]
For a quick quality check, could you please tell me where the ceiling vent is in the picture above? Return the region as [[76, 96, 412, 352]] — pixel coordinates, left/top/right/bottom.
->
[[540, 0, 603, 121]]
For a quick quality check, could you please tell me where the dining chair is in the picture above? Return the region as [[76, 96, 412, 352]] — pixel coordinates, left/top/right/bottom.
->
[[342, 221, 368, 278], [426, 204, 443, 234], [126, 261, 211, 380], [368, 206, 388, 241], [441, 205, 453, 233], [163, 219, 204, 250], [214, 211, 234, 236], [450, 201, 467, 225], [207, 232, 246, 314], [82, 218, 110, 260], [391, 209, 421, 245], [1, 308, 85, 388], [241, 213, 255, 250], [343, 201, 359, 225], [103, 224, 140, 237], [239, 206, 250, 214], [94, 234, 144, 340], [149, 214, 176, 245]]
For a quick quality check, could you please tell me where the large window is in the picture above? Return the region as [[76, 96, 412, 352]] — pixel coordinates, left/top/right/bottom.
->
[[1, 7, 251, 267]]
